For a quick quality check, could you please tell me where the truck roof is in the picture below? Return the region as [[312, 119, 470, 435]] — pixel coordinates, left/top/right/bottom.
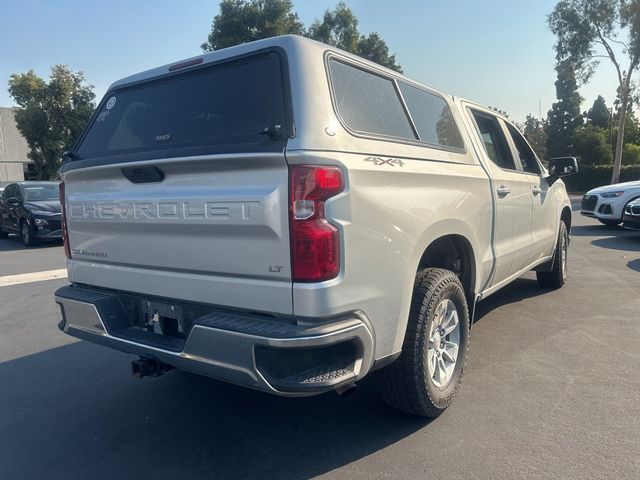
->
[[108, 34, 453, 101]]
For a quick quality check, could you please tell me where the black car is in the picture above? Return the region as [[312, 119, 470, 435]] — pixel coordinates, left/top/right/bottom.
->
[[0, 181, 62, 246]]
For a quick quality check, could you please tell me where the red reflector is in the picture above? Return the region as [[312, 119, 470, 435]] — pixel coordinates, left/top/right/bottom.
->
[[289, 166, 344, 282], [59, 181, 71, 259]]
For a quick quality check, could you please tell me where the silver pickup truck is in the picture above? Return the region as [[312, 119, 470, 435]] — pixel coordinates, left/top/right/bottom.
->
[[55, 35, 575, 417]]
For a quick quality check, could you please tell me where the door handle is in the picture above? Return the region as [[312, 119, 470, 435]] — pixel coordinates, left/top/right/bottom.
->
[[496, 185, 511, 197], [532, 186, 542, 196]]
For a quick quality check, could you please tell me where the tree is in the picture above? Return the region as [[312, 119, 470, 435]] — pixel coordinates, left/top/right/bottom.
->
[[622, 142, 640, 163], [355, 32, 402, 72], [8, 65, 95, 180], [202, 1, 402, 72], [488, 106, 509, 118], [201, 0, 304, 51], [548, 0, 640, 184], [306, 2, 359, 52], [522, 115, 549, 161], [546, 60, 584, 159], [587, 95, 610, 128], [572, 124, 613, 164], [305, 3, 402, 72]]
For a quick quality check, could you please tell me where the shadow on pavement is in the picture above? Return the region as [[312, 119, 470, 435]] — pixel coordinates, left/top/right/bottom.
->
[[0, 235, 62, 252], [0, 342, 430, 480], [570, 224, 622, 237], [473, 278, 547, 324], [591, 235, 640, 252], [627, 259, 640, 272]]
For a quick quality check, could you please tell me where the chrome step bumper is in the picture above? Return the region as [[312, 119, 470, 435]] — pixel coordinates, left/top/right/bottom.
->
[[55, 285, 374, 396]]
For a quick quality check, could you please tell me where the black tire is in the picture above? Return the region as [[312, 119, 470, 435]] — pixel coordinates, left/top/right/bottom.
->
[[20, 220, 35, 247], [598, 219, 621, 226], [376, 268, 470, 417], [0, 230, 8, 239], [537, 221, 568, 289]]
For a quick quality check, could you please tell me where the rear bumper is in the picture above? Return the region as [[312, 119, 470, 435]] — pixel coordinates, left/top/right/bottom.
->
[[55, 285, 374, 396]]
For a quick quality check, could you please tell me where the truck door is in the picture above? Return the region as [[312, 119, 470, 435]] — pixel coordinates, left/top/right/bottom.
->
[[504, 122, 558, 264], [466, 109, 534, 286]]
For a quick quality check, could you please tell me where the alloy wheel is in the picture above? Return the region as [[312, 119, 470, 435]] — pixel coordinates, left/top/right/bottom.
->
[[427, 299, 461, 388]]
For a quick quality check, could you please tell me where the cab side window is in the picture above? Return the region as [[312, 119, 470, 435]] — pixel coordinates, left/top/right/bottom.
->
[[471, 112, 517, 170], [506, 123, 541, 175]]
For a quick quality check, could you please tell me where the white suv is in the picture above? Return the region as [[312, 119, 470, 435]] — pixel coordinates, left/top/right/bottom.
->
[[581, 180, 640, 225]]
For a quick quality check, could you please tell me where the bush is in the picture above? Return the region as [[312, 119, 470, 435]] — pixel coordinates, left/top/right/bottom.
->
[[572, 125, 613, 165], [622, 143, 640, 165], [562, 165, 640, 193]]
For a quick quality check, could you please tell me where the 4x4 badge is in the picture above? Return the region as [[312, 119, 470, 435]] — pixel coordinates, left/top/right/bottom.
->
[[364, 156, 405, 167]]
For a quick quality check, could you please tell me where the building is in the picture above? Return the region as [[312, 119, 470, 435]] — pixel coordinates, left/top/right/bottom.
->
[[0, 107, 31, 182]]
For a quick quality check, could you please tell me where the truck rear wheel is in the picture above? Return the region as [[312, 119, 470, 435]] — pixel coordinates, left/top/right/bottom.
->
[[536, 221, 568, 289], [376, 268, 470, 417]]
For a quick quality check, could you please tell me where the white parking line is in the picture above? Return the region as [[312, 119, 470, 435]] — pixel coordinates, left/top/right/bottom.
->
[[0, 269, 68, 287]]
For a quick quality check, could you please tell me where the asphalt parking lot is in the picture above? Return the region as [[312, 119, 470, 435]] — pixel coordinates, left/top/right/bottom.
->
[[0, 206, 639, 480]]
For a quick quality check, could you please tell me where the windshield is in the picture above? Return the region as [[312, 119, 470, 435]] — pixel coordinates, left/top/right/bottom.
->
[[22, 184, 59, 202], [75, 51, 288, 162]]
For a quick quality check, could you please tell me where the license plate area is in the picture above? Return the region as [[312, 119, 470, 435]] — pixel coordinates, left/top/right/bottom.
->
[[141, 300, 189, 339]]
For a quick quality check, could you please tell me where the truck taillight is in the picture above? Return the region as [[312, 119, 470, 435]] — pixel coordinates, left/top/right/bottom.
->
[[59, 181, 71, 259], [289, 165, 343, 282]]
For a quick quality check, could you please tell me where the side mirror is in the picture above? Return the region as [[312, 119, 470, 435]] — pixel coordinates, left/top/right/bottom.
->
[[6, 196, 20, 205], [548, 157, 578, 178]]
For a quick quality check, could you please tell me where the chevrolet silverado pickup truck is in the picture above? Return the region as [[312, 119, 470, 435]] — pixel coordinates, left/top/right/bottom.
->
[[55, 35, 575, 417]]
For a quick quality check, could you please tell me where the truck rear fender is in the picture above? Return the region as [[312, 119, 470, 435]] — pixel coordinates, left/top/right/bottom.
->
[[391, 219, 483, 353]]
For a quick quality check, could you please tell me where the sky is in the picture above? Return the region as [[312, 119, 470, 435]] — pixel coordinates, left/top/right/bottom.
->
[[0, 0, 625, 123]]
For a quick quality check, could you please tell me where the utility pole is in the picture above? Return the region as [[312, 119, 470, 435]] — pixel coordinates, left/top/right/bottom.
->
[[539, 99, 542, 120]]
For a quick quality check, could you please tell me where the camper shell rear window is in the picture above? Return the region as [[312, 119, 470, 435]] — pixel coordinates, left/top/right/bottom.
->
[[71, 51, 290, 165]]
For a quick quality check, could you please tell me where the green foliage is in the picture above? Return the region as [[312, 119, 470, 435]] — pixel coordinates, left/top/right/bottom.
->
[[354, 32, 402, 72], [307, 2, 360, 52], [202, 1, 402, 72], [548, 0, 640, 183], [488, 106, 509, 118], [522, 115, 548, 161], [587, 95, 610, 128], [548, 0, 619, 82], [306, 3, 402, 72], [546, 61, 584, 158], [572, 124, 612, 165], [562, 164, 640, 192], [201, 0, 304, 51], [622, 110, 640, 143], [622, 142, 640, 164], [8, 65, 95, 180]]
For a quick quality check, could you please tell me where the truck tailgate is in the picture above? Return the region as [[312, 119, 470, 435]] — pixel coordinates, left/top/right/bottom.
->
[[64, 154, 293, 314]]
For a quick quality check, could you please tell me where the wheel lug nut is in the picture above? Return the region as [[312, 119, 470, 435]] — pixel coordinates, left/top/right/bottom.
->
[[440, 342, 444, 349]]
